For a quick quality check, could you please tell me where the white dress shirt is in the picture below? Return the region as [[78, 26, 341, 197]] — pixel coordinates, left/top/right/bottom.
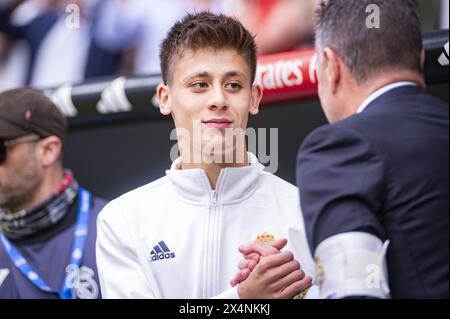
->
[[356, 82, 418, 114]]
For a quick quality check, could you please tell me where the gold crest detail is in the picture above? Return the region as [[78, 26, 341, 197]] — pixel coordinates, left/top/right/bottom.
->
[[256, 231, 275, 244]]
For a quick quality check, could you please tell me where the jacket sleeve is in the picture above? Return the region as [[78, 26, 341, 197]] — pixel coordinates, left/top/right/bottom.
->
[[296, 124, 387, 253], [96, 200, 156, 299]]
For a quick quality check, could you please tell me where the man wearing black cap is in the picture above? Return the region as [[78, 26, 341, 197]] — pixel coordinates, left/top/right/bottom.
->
[[0, 88, 107, 299]]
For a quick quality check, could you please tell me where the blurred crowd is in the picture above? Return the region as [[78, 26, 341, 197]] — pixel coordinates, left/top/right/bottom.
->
[[0, 0, 448, 92], [0, 0, 319, 91]]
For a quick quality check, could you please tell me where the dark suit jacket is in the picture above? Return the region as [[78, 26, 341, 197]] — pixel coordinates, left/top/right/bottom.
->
[[297, 85, 449, 298]]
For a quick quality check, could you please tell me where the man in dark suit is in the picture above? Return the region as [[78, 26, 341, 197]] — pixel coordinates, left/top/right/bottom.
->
[[296, 0, 449, 298]]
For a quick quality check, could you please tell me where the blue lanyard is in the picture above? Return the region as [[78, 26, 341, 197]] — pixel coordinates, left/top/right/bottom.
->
[[0, 188, 92, 299]]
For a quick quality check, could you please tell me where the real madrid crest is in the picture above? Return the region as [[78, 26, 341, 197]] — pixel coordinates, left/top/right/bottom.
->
[[256, 231, 275, 244]]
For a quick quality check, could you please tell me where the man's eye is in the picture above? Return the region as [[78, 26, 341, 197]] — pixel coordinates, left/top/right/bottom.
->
[[192, 82, 208, 89], [226, 82, 242, 90]]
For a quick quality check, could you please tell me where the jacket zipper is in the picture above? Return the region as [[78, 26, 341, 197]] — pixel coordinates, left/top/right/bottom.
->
[[206, 190, 218, 297], [211, 190, 217, 205]]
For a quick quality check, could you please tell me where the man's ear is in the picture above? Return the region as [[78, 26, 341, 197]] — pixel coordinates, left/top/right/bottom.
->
[[323, 47, 341, 94], [249, 84, 263, 115], [157, 83, 171, 116], [420, 49, 426, 70], [37, 136, 63, 168]]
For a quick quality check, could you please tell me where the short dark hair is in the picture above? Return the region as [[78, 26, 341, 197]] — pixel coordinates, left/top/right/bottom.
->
[[159, 11, 257, 85], [315, 0, 423, 82]]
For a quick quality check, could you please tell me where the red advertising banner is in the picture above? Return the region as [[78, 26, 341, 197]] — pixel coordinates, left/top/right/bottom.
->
[[256, 49, 319, 104]]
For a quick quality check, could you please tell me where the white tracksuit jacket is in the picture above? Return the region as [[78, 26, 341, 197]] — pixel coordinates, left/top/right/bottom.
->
[[96, 153, 318, 298]]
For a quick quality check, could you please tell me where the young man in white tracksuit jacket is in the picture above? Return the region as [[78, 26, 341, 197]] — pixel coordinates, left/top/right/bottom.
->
[[96, 12, 317, 299]]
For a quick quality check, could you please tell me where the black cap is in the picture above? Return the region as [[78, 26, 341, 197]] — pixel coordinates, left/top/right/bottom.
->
[[0, 88, 67, 142]]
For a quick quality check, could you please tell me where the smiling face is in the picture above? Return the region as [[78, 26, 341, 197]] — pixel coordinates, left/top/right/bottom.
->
[[157, 47, 263, 165]]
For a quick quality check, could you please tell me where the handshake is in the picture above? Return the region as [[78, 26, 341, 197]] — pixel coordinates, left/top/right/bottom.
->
[[230, 234, 313, 299]]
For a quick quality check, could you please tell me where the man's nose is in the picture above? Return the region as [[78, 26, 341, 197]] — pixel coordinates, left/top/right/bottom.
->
[[208, 86, 228, 111]]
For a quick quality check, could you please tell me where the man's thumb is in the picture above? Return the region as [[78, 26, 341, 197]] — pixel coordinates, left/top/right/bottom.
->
[[270, 238, 288, 251]]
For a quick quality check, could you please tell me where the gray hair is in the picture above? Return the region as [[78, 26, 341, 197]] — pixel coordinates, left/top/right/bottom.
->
[[315, 0, 423, 82]]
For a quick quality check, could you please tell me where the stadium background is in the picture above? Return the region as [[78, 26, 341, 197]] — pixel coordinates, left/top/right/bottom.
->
[[0, 0, 448, 200]]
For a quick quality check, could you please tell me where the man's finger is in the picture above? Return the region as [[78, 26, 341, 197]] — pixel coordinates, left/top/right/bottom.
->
[[268, 259, 302, 283], [278, 276, 313, 299], [269, 238, 288, 251], [240, 268, 251, 281], [239, 239, 286, 257], [238, 259, 255, 270], [230, 268, 251, 287], [230, 276, 239, 287], [272, 268, 305, 291], [255, 251, 295, 274], [244, 252, 261, 263], [230, 272, 241, 287]]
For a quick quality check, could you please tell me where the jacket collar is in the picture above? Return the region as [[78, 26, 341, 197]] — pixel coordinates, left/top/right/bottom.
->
[[356, 82, 418, 114], [165, 152, 265, 205]]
